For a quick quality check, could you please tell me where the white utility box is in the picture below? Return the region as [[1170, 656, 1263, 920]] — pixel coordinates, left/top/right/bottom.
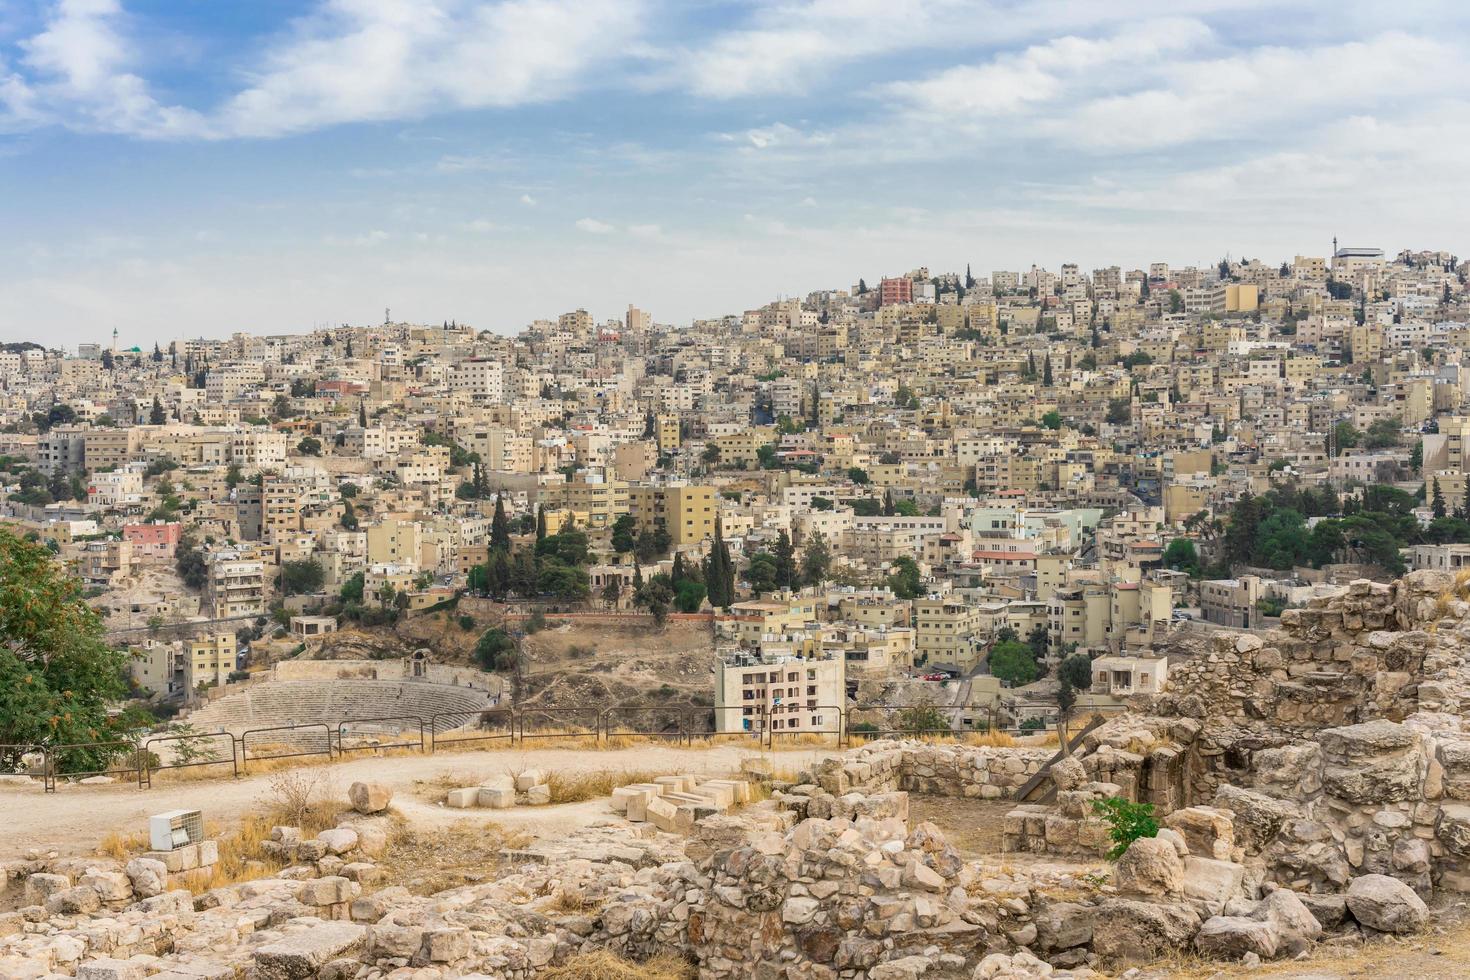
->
[[148, 809, 204, 851]]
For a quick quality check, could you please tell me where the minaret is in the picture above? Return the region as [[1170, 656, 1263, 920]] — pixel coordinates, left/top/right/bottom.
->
[[111, 327, 119, 354]]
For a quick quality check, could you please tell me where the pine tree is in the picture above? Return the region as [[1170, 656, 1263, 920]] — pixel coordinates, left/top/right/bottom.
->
[[672, 552, 686, 587], [491, 495, 512, 552], [358, 401, 368, 427], [1433, 478, 1447, 519], [1043, 354, 1053, 386], [149, 396, 165, 425], [965, 263, 975, 289], [1026, 352, 1036, 379], [535, 505, 547, 541], [883, 490, 895, 517], [489, 548, 511, 598], [345, 336, 354, 357], [151, 342, 163, 363], [632, 561, 644, 591]]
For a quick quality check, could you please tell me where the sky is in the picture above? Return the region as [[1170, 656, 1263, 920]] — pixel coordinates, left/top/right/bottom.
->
[[1, 0, 1468, 348]]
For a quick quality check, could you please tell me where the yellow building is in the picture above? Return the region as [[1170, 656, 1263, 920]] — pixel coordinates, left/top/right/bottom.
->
[[628, 484, 716, 547], [656, 414, 681, 454], [366, 519, 423, 568], [187, 633, 236, 690], [914, 597, 986, 670]]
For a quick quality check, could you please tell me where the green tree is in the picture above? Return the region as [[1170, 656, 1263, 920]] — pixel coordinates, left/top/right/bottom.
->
[[280, 559, 325, 595], [847, 467, 870, 485], [674, 579, 707, 613], [149, 396, 166, 425], [175, 533, 208, 590], [474, 628, 518, 672], [0, 531, 132, 772], [1042, 354, 1053, 386], [339, 572, 365, 604], [1363, 417, 1402, 450], [801, 532, 832, 586], [490, 495, 513, 553], [1331, 420, 1360, 456], [988, 639, 1040, 686], [1162, 538, 1201, 577], [1041, 410, 1062, 430], [745, 553, 778, 596], [772, 530, 798, 591], [296, 436, 322, 456], [1433, 478, 1447, 519], [895, 704, 950, 734], [1106, 399, 1132, 425], [610, 514, 637, 554], [885, 556, 923, 599]]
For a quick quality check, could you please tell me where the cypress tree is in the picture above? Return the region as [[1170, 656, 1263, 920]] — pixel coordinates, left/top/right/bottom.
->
[[883, 490, 895, 516], [773, 530, 797, 591], [149, 396, 165, 425], [535, 505, 547, 541], [491, 495, 512, 552], [358, 400, 368, 427], [1433, 478, 1447, 519], [672, 552, 686, 587], [1043, 354, 1053, 386]]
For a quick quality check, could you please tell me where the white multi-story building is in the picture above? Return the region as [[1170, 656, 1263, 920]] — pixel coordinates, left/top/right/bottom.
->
[[448, 358, 504, 403]]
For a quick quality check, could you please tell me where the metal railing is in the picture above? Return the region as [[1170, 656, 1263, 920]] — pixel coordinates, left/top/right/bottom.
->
[[14, 700, 1063, 791], [334, 716, 426, 756], [141, 730, 239, 786], [239, 723, 332, 773]]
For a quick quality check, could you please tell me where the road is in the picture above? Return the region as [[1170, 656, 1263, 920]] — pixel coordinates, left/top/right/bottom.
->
[[0, 742, 830, 860]]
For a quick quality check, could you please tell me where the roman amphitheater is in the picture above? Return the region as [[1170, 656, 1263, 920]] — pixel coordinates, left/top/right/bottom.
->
[[7, 571, 1470, 979]]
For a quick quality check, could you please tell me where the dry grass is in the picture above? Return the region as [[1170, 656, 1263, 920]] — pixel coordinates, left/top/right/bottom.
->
[[543, 768, 669, 804], [376, 820, 528, 895], [536, 950, 695, 980], [258, 768, 340, 832], [97, 829, 149, 860], [548, 888, 602, 914]]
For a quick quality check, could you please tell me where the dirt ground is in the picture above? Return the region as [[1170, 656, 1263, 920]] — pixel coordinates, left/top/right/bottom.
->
[[0, 743, 826, 861]]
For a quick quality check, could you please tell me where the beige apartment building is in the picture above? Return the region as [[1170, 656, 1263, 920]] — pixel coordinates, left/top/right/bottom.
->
[[913, 596, 986, 670], [628, 484, 716, 547], [187, 632, 237, 690], [205, 553, 266, 618], [713, 649, 845, 735]]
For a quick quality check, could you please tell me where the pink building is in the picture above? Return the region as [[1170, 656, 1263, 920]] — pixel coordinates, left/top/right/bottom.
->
[[123, 521, 182, 563], [879, 277, 913, 307]]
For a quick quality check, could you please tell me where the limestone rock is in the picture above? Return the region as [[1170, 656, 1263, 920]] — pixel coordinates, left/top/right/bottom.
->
[[347, 781, 392, 814], [1346, 873, 1429, 934], [1113, 836, 1184, 896]]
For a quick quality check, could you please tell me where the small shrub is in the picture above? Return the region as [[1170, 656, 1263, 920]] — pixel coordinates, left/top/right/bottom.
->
[[458, 614, 477, 631], [525, 609, 547, 633], [1091, 796, 1159, 860]]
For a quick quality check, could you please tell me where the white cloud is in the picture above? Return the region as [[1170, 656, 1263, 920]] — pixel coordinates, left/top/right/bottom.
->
[[463, 218, 499, 233], [212, 0, 644, 139], [8, 0, 203, 136], [575, 217, 614, 234], [628, 223, 663, 239], [882, 19, 1213, 118], [3, 0, 643, 139], [519, 193, 536, 206]]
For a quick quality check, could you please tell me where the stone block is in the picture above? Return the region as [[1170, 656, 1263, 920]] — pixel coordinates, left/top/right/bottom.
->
[[422, 926, 471, 962], [76, 958, 147, 980], [296, 876, 353, 906], [525, 784, 551, 805], [253, 922, 367, 980], [445, 787, 479, 808], [478, 786, 515, 809], [80, 870, 133, 903], [645, 795, 680, 833], [514, 769, 547, 791], [24, 872, 70, 905], [316, 828, 359, 855]]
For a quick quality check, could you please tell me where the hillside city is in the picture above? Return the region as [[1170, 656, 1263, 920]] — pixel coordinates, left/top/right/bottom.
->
[[3, 242, 1467, 737]]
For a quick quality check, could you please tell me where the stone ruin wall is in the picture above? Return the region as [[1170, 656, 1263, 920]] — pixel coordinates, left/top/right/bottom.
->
[[1009, 571, 1470, 898]]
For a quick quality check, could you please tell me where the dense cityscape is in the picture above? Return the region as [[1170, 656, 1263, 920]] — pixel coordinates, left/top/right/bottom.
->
[[6, 0, 1470, 974], [2, 243, 1465, 736]]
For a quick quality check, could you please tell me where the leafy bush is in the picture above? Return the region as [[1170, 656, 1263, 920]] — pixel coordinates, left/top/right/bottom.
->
[[1091, 797, 1159, 860]]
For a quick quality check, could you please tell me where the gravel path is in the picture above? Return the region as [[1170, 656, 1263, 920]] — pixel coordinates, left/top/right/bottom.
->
[[0, 743, 829, 859]]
